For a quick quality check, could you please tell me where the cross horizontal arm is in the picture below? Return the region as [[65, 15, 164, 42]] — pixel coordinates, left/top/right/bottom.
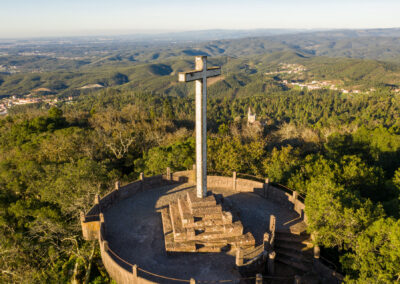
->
[[178, 67, 221, 82]]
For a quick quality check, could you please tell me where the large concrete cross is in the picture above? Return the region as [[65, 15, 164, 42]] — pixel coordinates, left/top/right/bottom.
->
[[179, 56, 221, 198]]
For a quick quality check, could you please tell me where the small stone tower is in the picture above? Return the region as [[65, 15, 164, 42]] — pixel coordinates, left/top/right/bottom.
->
[[247, 107, 256, 125]]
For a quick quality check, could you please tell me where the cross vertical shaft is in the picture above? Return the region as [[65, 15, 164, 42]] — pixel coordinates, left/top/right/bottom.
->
[[178, 56, 221, 198], [195, 56, 207, 198]]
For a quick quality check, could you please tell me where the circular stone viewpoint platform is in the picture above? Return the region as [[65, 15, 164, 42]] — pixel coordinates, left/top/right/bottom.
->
[[81, 169, 338, 284]]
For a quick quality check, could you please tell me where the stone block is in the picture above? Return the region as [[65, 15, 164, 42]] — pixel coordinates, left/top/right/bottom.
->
[[190, 204, 222, 216], [222, 211, 233, 224], [166, 242, 196, 252], [161, 192, 256, 253], [186, 217, 225, 228], [202, 212, 224, 220], [192, 231, 227, 241], [229, 232, 256, 249], [224, 221, 244, 236], [169, 203, 186, 242], [178, 198, 194, 226], [161, 208, 173, 235], [186, 228, 196, 240], [187, 191, 216, 208], [197, 242, 227, 253]]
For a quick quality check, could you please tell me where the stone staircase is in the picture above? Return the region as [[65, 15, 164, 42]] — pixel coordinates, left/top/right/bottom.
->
[[161, 191, 255, 253], [274, 230, 315, 275]]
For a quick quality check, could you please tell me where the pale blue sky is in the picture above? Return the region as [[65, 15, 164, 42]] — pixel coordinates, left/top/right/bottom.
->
[[1, 0, 399, 38]]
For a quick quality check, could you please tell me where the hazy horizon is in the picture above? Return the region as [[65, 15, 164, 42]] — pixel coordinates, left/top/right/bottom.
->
[[1, 0, 400, 38], [1, 27, 400, 41]]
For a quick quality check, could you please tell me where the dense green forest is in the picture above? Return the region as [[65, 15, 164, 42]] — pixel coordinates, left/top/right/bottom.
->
[[1, 85, 399, 283]]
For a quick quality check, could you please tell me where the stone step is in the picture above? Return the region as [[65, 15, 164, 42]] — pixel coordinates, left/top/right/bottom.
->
[[169, 202, 187, 242], [289, 222, 307, 235], [184, 216, 226, 228], [197, 245, 223, 253], [275, 231, 311, 243], [203, 221, 243, 235], [275, 239, 313, 252], [160, 208, 173, 235], [187, 191, 217, 208], [190, 204, 223, 217], [178, 198, 193, 226], [241, 244, 265, 260], [165, 241, 196, 252], [276, 255, 311, 273], [196, 242, 228, 253], [191, 229, 243, 241], [228, 232, 256, 249], [275, 247, 313, 262], [168, 239, 229, 253]]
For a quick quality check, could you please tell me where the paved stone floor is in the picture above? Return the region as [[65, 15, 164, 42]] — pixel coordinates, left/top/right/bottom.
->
[[104, 183, 303, 282]]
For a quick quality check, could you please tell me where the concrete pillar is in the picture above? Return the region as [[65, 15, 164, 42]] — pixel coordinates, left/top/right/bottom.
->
[[269, 215, 276, 233], [132, 264, 137, 278], [264, 178, 269, 198], [314, 245, 320, 259], [103, 240, 109, 252], [263, 232, 271, 251], [232, 171, 237, 191], [94, 194, 101, 212], [256, 273, 263, 284], [166, 167, 171, 181], [99, 213, 105, 236], [235, 248, 244, 266], [80, 211, 88, 240], [292, 191, 298, 210], [269, 215, 276, 248], [79, 211, 85, 222], [294, 275, 301, 284], [140, 172, 144, 190], [263, 232, 270, 244], [268, 251, 276, 275], [114, 181, 120, 200], [190, 278, 196, 284]]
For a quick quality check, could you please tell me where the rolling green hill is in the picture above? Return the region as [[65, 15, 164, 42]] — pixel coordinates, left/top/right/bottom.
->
[[1, 50, 399, 98]]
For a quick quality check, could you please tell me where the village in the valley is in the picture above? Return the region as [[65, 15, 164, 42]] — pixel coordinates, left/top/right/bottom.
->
[[0, 91, 73, 115], [0, 84, 105, 115], [266, 63, 400, 94]]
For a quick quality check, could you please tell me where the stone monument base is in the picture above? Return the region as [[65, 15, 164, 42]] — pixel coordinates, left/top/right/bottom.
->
[[161, 190, 255, 253]]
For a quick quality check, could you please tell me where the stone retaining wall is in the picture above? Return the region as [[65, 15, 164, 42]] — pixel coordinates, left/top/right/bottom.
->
[[99, 220, 143, 283]]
